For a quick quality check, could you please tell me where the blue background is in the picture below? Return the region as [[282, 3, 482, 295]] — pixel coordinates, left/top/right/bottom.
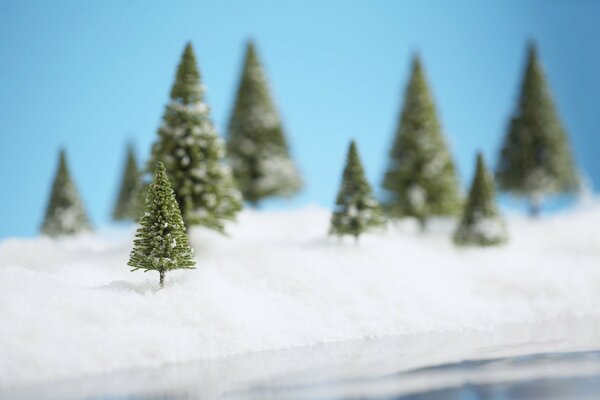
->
[[0, 0, 598, 238]]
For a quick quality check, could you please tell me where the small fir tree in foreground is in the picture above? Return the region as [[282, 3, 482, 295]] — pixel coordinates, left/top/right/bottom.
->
[[128, 162, 196, 288], [496, 43, 578, 217], [382, 55, 461, 229], [454, 153, 507, 246], [330, 141, 386, 241], [226, 41, 302, 205], [41, 149, 92, 237], [149, 42, 242, 233], [112, 143, 140, 221]]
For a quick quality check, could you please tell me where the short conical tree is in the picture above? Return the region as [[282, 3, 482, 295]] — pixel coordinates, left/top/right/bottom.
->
[[226, 41, 302, 205], [496, 43, 578, 217], [330, 141, 386, 240], [112, 143, 140, 221], [454, 153, 507, 246], [41, 149, 92, 236], [382, 55, 461, 229], [148, 43, 242, 233], [128, 162, 196, 288]]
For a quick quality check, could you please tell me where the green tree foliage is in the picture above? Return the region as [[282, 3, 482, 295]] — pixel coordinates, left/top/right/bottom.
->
[[41, 149, 92, 236], [128, 162, 196, 288], [454, 153, 507, 246], [496, 43, 578, 217], [148, 43, 242, 233], [112, 143, 140, 221], [330, 141, 386, 240], [382, 55, 461, 229], [226, 41, 302, 205]]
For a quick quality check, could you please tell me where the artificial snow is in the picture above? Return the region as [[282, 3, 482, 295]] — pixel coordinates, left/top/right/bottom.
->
[[1, 202, 600, 388]]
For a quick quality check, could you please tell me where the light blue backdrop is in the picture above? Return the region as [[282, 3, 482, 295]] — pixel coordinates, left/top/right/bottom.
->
[[0, 0, 598, 238]]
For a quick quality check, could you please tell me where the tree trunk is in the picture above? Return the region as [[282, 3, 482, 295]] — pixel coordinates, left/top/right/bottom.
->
[[159, 271, 165, 288], [354, 234, 359, 246], [418, 217, 427, 233], [529, 196, 541, 218]]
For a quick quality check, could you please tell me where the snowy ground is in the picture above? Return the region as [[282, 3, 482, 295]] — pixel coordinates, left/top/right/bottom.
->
[[1, 203, 600, 389]]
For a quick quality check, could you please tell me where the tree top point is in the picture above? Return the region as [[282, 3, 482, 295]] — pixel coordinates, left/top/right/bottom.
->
[[411, 52, 423, 68], [476, 151, 485, 169], [245, 40, 258, 60], [155, 161, 166, 172]]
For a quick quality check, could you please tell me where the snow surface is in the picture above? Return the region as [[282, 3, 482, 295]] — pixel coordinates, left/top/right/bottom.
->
[[1, 203, 600, 388]]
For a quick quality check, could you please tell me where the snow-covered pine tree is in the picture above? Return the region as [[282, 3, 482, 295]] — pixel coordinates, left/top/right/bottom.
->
[[382, 55, 461, 229], [148, 43, 242, 233], [454, 152, 507, 246], [226, 41, 302, 205], [496, 43, 578, 217], [112, 143, 140, 221], [128, 162, 196, 288], [41, 148, 92, 236], [330, 140, 386, 241]]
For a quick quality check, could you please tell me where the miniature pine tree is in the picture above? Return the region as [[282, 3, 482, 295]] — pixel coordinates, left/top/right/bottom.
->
[[148, 43, 242, 233], [382, 55, 461, 229], [41, 149, 92, 236], [128, 162, 196, 288], [226, 41, 302, 205], [496, 43, 578, 217], [112, 143, 140, 221], [330, 141, 386, 241], [454, 152, 507, 246]]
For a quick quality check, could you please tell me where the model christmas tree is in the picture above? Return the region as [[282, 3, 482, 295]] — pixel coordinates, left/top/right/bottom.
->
[[41, 148, 92, 236], [330, 140, 386, 241], [454, 153, 507, 246], [112, 143, 140, 221], [382, 55, 461, 229], [148, 43, 242, 233], [226, 41, 302, 205], [496, 43, 578, 217], [128, 162, 196, 288]]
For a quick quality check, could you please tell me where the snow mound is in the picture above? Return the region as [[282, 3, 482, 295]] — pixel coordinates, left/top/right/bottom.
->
[[1, 204, 600, 388]]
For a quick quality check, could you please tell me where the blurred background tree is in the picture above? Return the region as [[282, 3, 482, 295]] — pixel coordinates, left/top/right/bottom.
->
[[496, 43, 579, 217], [381, 56, 461, 230], [112, 143, 140, 222], [330, 140, 385, 241], [454, 152, 507, 246], [147, 43, 242, 233], [41, 149, 92, 236], [226, 41, 302, 206]]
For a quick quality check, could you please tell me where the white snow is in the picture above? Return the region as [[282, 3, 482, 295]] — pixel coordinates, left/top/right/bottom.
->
[[1, 202, 600, 388]]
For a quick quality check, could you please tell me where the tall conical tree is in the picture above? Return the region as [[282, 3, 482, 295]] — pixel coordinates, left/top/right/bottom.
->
[[126, 180, 148, 223], [128, 162, 196, 288], [148, 43, 242, 233], [454, 153, 507, 246], [226, 41, 302, 205], [41, 149, 92, 236], [112, 143, 140, 221], [330, 140, 386, 241], [382, 55, 461, 229], [496, 43, 578, 217]]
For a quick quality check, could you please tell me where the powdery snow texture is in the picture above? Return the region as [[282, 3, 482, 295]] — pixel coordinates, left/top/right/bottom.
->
[[1, 204, 600, 388]]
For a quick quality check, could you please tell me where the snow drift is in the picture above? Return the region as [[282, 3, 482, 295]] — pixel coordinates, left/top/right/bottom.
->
[[1, 203, 600, 388]]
